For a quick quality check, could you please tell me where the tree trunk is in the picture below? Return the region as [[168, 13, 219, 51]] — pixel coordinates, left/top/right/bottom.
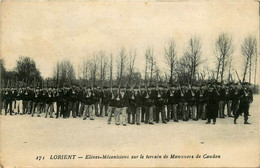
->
[[216, 60, 221, 80], [254, 47, 258, 92], [145, 58, 148, 83], [150, 66, 153, 83], [249, 55, 252, 83], [170, 65, 173, 84], [242, 56, 250, 82], [221, 56, 225, 82], [110, 55, 113, 87]]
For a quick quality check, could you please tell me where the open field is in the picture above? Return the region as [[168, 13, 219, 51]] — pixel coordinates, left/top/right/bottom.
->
[[0, 95, 259, 167]]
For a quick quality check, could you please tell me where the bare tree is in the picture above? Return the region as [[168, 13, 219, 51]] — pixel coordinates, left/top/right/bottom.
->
[[89, 54, 98, 86], [254, 41, 258, 91], [177, 55, 191, 83], [67, 62, 75, 84], [164, 38, 177, 84], [144, 49, 149, 84], [215, 56, 222, 81], [227, 55, 233, 82], [145, 47, 156, 84], [81, 57, 91, 86], [60, 61, 67, 84], [55, 62, 60, 86], [97, 51, 108, 88], [214, 33, 234, 82], [128, 49, 136, 86], [117, 47, 127, 86], [155, 65, 161, 85], [241, 35, 257, 82], [109, 54, 113, 87], [53, 60, 76, 86], [180, 37, 202, 82]]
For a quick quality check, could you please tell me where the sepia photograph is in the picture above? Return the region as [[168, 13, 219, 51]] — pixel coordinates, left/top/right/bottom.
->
[[0, 0, 259, 167]]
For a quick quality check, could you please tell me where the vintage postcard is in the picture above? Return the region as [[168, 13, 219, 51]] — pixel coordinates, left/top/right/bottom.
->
[[0, 0, 259, 167]]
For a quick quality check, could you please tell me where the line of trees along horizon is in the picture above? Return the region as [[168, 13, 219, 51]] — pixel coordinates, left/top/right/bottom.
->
[[0, 33, 258, 91]]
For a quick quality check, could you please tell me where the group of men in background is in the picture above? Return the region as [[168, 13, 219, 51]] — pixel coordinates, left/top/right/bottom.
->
[[0, 81, 253, 125]]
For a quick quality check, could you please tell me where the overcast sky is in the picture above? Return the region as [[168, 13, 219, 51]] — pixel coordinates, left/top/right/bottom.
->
[[1, 1, 259, 83]]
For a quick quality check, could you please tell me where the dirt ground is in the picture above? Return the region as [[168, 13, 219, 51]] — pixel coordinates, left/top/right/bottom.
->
[[0, 95, 259, 167]]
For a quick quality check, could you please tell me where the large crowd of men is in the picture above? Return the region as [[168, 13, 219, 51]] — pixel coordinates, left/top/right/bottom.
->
[[0, 81, 254, 125]]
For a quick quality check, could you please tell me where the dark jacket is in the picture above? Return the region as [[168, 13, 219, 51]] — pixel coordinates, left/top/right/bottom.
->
[[134, 91, 143, 107], [16, 90, 23, 101], [4, 90, 12, 102], [206, 89, 219, 104], [114, 91, 129, 108], [32, 91, 42, 102], [198, 90, 207, 104], [155, 90, 167, 106], [41, 90, 48, 103], [240, 88, 253, 104], [62, 89, 70, 103], [82, 91, 94, 105], [219, 88, 226, 101], [55, 90, 64, 103], [77, 90, 84, 102], [24, 89, 33, 101], [143, 90, 157, 107], [68, 89, 78, 102], [46, 91, 54, 104]]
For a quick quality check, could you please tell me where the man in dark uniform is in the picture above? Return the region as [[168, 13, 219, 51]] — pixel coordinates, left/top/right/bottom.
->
[[113, 85, 129, 126], [218, 83, 226, 118], [40, 86, 47, 114], [83, 86, 95, 120], [155, 85, 167, 124], [77, 86, 84, 117], [68, 85, 78, 118], [224, 83, 233, 117], [99, 87, 106, 117], [133, 85, 143, 125], [121, 86, 130, 126], [45, 87, 54, 118], [188, 84, 199, 120], [102, 86, 110, 116], [92, 86, 101, 117], [107, 85, 116, 124], [172, 84, 179, 122], [166, 84, 178, 122], [128, 86, 135, 124], [206, 83, 219, 124], [166, 84, 173, 122], [197, 83, 207, 120], [234, 83, 253, 124], [181, 85, 190, 121], [0, 87, 5, 114], [23, 86, 32, 114], [15, 86, 23, 115], [114, 85, 122, 125], [143, 85, 156, 124], [52, 87, 57, 116], [31, 87, 41, 117], [27, 86, 34, 114], [10, 87, 17, 114], [4, 87, 13, 115], [231, 83, 240, 117], [176, 85, 183, 120], [55, 86, 64, 118], [62, 85, 70, 119], [247, 83, 253, 117], [73, 86, 79, 117], [140, 86, 146, 122], [93, 86, 101, 117]]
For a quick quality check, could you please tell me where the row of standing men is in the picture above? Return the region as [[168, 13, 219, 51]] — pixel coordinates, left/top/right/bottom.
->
[[1, 82, 253, 125]]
